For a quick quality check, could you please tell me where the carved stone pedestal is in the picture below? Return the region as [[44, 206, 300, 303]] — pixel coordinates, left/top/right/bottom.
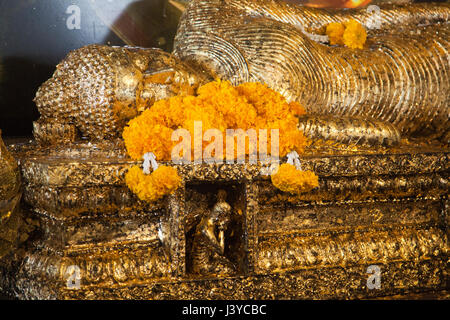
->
[[0, 141, 448, 299]]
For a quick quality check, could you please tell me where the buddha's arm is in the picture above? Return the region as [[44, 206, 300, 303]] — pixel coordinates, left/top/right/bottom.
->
[[174, 0, 449, 143]]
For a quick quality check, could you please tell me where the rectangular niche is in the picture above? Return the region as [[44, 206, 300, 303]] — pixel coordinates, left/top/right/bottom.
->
[[184, 182, 247, 277]]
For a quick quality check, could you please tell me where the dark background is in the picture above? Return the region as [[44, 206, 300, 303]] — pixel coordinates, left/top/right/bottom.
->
[[0, 0, 183, 137]]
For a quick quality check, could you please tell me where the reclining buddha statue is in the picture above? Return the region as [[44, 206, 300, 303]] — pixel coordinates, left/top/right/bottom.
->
[[1, 0, 448, 300], [33, 0, 449, 146]]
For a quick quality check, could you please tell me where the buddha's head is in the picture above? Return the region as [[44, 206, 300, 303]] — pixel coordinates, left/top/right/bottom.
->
[[34, 45, 209, 142]]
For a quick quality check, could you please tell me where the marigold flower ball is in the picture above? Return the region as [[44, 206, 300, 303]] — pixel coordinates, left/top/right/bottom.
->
[[326, 22, 345, 46], [125, 165, 181, 202], [271, 163, 319, 194], [123, 79, 309, 162], [343, 19, 367, 50], [326, 19, 367, 49]]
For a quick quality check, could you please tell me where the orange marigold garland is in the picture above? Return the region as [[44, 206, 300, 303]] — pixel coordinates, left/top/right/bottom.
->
[[125, 165, 181, 202], [123, 79, 309, 161], [123, 79, 318, 200], [271, 163, 319, 195]]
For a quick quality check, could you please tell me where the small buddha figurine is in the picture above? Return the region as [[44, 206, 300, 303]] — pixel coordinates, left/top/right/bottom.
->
[[191, 190, 236, 276]]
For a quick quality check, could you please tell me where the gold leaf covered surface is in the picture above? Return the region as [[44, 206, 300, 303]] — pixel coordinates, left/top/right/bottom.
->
[[174, 0, 449, 138]]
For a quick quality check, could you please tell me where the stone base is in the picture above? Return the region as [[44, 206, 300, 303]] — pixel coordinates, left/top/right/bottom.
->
[[0, 140, 448, 299]]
